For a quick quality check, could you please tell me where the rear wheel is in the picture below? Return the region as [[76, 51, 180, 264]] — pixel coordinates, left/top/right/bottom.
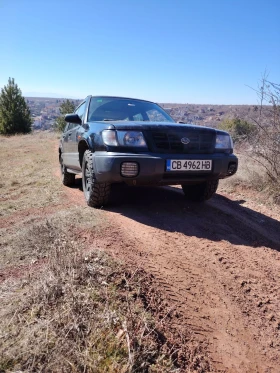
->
[[82, 150, 111, 207], [60, 155, 75, 186], [181, 180, 219, 201]]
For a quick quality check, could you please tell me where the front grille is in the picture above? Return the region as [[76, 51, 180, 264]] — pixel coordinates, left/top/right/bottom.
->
[[150, 130, 215, 154]]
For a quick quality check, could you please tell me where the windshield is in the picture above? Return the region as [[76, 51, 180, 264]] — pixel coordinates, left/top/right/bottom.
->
[[87, 97, 174, 123]]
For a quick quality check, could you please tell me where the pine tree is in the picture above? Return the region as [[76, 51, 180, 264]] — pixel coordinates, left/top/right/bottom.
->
[[54, 99, 76, 131], [0, 78, 32, 134]]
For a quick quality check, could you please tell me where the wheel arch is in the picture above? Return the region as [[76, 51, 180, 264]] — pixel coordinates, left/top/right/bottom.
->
[[78, 139, 92, 167]]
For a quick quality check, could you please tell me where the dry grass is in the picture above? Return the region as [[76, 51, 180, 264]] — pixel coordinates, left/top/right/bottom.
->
[[0, 206, 103, 270], [0, 132, 211, 372], [219, 146, 280, 205], [0, 222, 177, 372], [0, 218, 209, 373], [0, 131, 62, 217], [220, 153, 266, 191]]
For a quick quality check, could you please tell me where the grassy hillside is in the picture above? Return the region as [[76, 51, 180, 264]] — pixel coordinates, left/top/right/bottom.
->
[[0, 133, 209, 372]]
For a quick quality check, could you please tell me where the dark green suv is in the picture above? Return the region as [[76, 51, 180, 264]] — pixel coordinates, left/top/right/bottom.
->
[[59, 96, 238, 207]]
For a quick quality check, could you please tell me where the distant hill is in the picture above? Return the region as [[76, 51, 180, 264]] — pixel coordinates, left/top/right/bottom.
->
[[159, 103, 264, 128], [25, 96, 264, 130], [25, 97, 81, 130]]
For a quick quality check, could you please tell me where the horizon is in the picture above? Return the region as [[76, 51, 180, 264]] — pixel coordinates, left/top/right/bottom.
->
[[23, 94, 263, 107], [1, 0, 279, 105]]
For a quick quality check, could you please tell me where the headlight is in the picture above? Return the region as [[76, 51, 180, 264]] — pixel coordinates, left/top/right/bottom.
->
[[215, 134, 233, 150], [102, 130, 118, 146], [102, 130, 147, 148], [117, 131, 147, 147]]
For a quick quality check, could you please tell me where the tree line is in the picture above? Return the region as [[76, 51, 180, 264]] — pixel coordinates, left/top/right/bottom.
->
[[0, 77, 75, 134]]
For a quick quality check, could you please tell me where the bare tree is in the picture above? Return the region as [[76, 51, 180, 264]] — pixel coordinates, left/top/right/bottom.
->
[[249, 75, 280, 186]]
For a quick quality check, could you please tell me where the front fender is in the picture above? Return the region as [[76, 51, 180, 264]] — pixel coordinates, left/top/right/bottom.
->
[[79, 136, 93, 151], [78, 137, 94, 167]]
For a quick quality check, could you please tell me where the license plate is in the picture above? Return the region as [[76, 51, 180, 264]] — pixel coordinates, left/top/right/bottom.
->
[[166, 159, 212, 171]]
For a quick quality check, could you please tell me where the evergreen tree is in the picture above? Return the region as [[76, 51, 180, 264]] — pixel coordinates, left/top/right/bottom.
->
[[0, 77, 32, 134], [55, 99, 76, 131]]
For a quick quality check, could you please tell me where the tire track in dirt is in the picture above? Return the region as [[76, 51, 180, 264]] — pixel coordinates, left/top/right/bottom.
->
[[87, 185, 280, 373], [2, 143, 275, 371], [54, 170, 280, 372]]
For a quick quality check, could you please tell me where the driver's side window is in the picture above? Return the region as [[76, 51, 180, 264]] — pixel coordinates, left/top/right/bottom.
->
[[75, 102, 86, 121], [68, 123, 76, 131], [64, 123, 76, 131]]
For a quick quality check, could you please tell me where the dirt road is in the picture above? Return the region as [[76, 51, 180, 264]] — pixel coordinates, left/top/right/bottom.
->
[[69, 182, 280, 373], [2, 135, 279, 372]]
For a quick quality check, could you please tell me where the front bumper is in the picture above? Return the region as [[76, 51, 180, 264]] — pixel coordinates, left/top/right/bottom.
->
[[93, 152, 238, 185]]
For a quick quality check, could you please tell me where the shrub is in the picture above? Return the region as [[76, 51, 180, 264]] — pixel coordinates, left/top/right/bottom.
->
[[218, 118, 256, 142]]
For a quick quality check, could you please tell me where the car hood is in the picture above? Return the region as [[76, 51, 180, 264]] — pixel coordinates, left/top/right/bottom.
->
[[91, 120, 217, 132]]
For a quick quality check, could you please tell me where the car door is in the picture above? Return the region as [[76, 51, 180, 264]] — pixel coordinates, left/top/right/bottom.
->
[[67, 101, 87, 170], [62, 122, 75, 167]]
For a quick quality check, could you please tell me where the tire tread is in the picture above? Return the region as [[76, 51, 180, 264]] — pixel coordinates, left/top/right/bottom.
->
[[83, 150, 111, 207]]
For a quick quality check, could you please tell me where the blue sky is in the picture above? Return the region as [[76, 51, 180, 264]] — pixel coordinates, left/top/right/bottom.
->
[[0, 0, 279, 104]]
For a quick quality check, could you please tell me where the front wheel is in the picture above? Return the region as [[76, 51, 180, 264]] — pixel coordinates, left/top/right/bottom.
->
[[82, 150, 111, 207], [181, 180, 219, 201]]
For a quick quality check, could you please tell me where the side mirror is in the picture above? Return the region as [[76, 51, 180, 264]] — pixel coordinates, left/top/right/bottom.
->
[[64, 113, 81, 124]]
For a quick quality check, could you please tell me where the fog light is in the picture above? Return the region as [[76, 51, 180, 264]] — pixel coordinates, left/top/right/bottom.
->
[[121, 162, 139, 177], [227, 162, 237, 176]]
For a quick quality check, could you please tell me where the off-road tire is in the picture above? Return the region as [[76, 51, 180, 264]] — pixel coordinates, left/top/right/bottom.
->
[[181, 180, 219, 201], [60, 156, 75, 186], [82, 150, 111, 207]]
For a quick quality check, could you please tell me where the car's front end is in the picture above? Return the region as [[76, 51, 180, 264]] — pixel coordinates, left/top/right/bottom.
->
[[90, 122, 238, 186]]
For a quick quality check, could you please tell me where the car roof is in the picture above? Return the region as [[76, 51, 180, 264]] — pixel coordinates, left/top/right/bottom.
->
[[89, 95, 156, 105]]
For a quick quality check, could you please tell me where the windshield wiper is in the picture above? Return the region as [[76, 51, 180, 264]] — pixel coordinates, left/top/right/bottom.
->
[[103, 119, 124, 121]]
